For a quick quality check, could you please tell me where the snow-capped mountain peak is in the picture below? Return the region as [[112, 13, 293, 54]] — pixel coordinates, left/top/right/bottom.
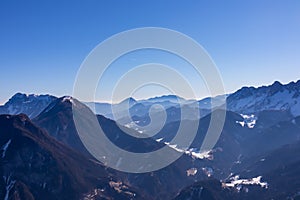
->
[[0, 93, 57, 118], [227, 80, 300, 117]]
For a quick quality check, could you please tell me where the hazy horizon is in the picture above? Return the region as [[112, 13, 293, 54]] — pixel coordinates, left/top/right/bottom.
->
[[1, 78, 299, 105]]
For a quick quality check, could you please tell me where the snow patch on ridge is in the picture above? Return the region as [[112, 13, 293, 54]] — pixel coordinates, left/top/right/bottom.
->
[[186, 168, 197, 176], [62, 96, 74, 104], [223, 175, 268, 189], [236, 114, 257, 128], [163, 142, 213, 160]]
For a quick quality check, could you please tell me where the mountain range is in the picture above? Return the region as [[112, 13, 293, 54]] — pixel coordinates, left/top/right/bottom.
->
[[0, 80, 300, 199]]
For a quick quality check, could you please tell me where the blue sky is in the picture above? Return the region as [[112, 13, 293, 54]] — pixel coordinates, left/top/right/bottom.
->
[[0, 0, 300, 103]]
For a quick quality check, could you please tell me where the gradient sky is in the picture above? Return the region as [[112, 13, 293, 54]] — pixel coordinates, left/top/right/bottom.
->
[[1, 0, 300, 104]]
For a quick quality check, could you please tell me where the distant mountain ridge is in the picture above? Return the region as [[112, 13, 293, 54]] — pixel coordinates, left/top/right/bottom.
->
[[227, 80, 300, 116], [1, 80, 300, 123], [0, 93, 56, 118]]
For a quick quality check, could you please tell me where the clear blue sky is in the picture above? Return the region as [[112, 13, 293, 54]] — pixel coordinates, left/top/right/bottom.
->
[[1, 0, 300, 104]]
